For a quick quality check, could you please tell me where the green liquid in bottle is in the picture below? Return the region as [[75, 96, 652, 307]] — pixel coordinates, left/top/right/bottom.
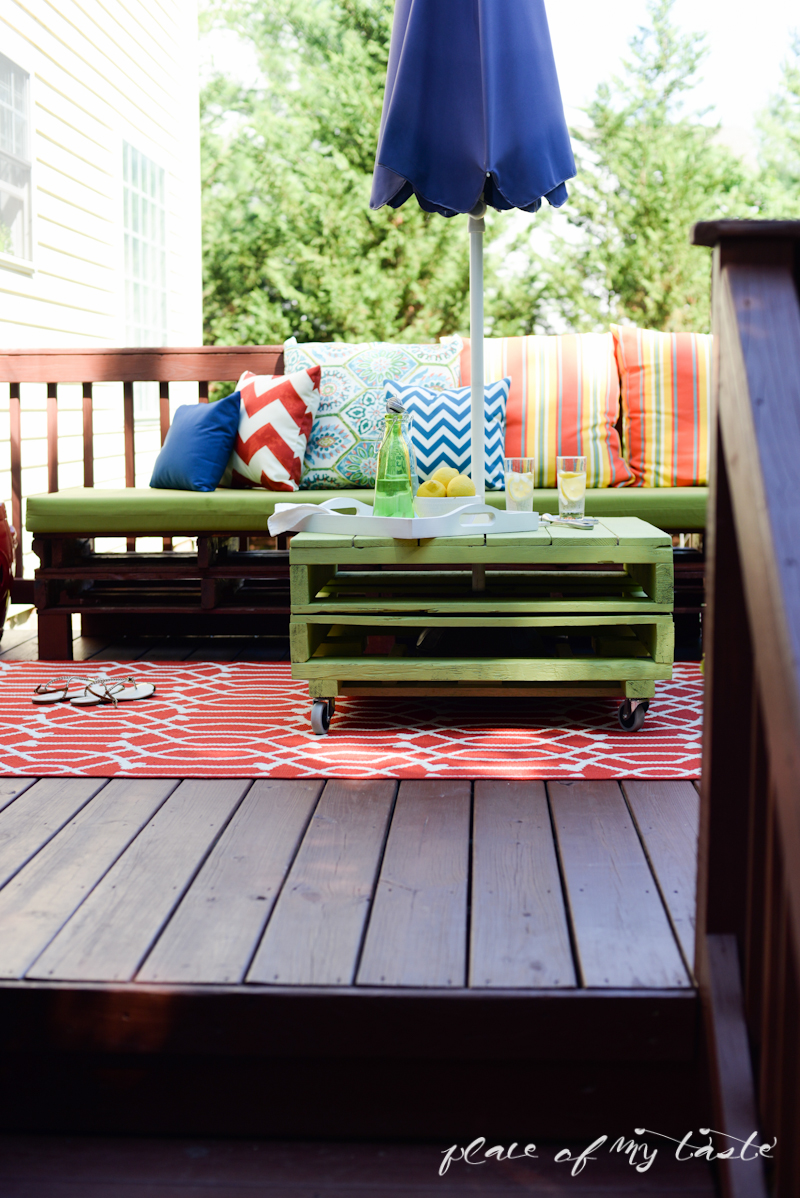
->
[[374, 411, 414, 518]]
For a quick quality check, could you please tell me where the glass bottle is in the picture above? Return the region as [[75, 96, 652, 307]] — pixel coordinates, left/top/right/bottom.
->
[[373, 398, 414, 518]]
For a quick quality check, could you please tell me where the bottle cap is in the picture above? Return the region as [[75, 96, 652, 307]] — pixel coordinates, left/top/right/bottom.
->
[[386, 397, 405, 414]]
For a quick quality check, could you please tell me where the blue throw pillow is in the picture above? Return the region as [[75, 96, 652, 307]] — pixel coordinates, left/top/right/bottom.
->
[[150, 391, 241, 492], [385, 378, 509, 490]]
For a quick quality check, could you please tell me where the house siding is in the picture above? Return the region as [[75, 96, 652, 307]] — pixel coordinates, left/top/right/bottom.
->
[[0, 1, 203, 575], [0, 0, 201, 348]]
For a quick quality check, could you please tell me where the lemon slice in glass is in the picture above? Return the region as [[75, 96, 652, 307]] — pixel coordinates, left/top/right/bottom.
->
[[507, 472, 534, 503], [558, 471, 586, 504]]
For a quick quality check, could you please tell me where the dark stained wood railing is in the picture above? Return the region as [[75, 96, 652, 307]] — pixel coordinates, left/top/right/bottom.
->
[[0, 346, 285, 600], [692, 219, 800, 1198]]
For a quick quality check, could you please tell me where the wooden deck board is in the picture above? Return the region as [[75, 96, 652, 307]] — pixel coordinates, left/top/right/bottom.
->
[[0, 780, 175, 980], [470, 780, 576, 988], [247, 779, 395, 987], [27, 780, 247, 983], [623, 779, 700, 969], [0, 772, 696, 998], [357, 779, 471, 988], [0, 779, 36, 815], [548, 780, 691, 989], [0, 625, 38, 660], [0, 779, 108, 890], [140, 780, 322, 985], [77, 641, 151, 661]]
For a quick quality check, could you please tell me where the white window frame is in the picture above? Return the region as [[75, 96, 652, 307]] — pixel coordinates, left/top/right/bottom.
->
[[0, 43, 35, 276], [122, 140, 168, 349]]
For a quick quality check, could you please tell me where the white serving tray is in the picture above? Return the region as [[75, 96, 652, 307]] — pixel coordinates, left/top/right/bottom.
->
[[268, 497, 540, 539]]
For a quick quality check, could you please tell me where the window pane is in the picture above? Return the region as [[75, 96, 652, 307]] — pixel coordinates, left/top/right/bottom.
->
[[122, 141, 168, 347], [0, 54, 31, 258]]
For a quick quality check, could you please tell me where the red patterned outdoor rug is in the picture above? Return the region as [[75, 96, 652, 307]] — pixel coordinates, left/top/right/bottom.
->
[[0, 661, 701, 780]]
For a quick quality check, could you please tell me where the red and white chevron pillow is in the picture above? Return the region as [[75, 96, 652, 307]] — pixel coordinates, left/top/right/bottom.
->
[[228, 367, 321, 491]]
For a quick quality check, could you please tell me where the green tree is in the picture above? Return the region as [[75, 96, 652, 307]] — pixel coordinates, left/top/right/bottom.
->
[[494, 0, 756, 335], [757, 31, 800, 216], [201, 0, 473, 345]]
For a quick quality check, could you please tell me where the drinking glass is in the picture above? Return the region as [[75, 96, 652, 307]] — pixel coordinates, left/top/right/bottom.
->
[[504, 457, 535, 512], [556, 456, 587, 518]]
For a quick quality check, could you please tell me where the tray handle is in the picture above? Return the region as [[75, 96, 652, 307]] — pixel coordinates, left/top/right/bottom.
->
[[319, 497, 375, 517]]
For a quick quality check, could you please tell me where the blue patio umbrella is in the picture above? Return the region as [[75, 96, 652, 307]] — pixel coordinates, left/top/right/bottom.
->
[[370, 0, 575, 498]]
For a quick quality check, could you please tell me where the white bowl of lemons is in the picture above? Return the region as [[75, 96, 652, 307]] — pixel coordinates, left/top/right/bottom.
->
[[413, 466, 478, 516]]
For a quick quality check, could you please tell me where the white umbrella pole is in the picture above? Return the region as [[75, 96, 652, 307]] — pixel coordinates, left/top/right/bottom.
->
[[468, 201, 487, 503]]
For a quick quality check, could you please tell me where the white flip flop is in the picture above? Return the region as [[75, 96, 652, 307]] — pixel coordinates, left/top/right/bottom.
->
[[70, 677, 156, 707], [32, 675, 109, 705]]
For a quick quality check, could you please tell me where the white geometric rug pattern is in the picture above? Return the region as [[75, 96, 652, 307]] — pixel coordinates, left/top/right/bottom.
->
[[0, 661, 702, 779]]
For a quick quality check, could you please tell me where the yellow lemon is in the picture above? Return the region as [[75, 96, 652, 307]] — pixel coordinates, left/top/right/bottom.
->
[[431, 465, 459, 488], [416, 479, 447, 498], [447, 474, 476, 498], [558, 470, 586, 504]]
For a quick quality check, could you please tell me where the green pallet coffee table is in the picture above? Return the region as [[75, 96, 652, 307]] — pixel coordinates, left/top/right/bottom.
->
[[289, 516, 674, 734]]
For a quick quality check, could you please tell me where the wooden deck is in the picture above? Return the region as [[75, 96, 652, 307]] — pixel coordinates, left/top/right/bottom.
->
[[0, 620, 708, 1140], [0, 770, 704, 1137], [0, 775, 697, 990]]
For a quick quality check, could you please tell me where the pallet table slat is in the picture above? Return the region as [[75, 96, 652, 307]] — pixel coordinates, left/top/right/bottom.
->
[[548, 780, 691, 989], [140, 780, 322, 985], [469, 780, 576, 989], [0, 780, 176, 980], [0, 779, 108, 891], [27, 780, 248, 983], [247, 780, 395, 987], [294, 655, 672, 683], [297, 598, 670, 616], [357, 779, 470, 988], [623, 779, 701, 970]]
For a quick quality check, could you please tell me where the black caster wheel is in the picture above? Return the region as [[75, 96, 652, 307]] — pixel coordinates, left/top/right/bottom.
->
[[618, 699, 647, 732], [310, 700, 333, 735]]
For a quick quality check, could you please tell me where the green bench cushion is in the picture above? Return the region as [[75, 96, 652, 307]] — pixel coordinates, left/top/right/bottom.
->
[[26, 485, 708, 535]]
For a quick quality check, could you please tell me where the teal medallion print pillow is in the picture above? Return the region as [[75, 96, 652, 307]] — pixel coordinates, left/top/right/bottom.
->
[[284, 336, 463, 488]]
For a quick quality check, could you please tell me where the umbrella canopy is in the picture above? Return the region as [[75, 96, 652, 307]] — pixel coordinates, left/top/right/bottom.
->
[[370, 0, 575, 499], [371, 0, 575, 218]]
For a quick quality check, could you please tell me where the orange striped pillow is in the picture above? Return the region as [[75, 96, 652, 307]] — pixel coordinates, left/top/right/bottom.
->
[[611, 325, 712, 487], [460, 333, 632, 488]]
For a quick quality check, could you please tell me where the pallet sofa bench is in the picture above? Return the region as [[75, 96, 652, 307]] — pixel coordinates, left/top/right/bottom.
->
[[27, 484, 707, 659], [3, 344, 707, 659]]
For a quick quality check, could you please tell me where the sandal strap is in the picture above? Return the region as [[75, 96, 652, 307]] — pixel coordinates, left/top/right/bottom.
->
[[34, 674, 106, 695], [85, 677, 136, 707]]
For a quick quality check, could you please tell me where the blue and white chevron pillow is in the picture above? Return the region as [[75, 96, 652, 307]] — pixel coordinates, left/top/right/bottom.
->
[[385, 378, 509, 490]]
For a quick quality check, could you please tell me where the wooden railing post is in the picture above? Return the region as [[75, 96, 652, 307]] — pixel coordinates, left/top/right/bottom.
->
[[692, 219, 800, 1198], [9, 382, 23, 579], [46, 382, 58, 493], [123, 380, 135, 488], [82, 382, 94, 489], [123, 380, 135, 552], [159, 380, 170, 446], [697, 422, 753, 951]]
